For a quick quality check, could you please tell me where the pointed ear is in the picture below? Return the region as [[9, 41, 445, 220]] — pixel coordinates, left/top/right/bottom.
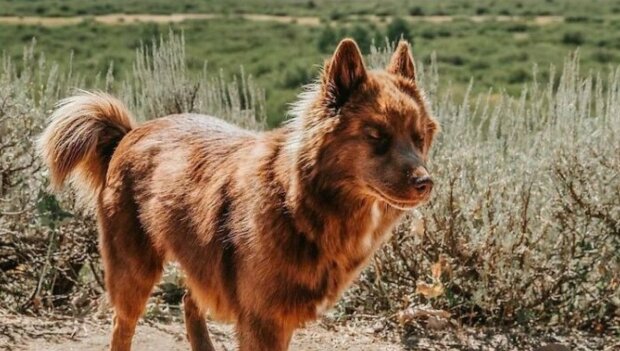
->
[[323, 38, 367, 110], [387, 40, 416, 81]]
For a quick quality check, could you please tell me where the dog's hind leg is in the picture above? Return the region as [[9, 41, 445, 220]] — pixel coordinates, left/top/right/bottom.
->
[[98, 191, 164, 351], [183, 291, 216, 351]]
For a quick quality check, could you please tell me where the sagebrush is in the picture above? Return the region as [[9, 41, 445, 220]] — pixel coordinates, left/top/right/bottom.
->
[[343, 55, 619, 331], [0, 34, 265, 315], [0, 36, 617, 332]]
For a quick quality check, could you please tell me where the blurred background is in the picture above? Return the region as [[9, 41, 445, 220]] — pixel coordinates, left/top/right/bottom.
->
[[0, 1, 618, 350], [2, 0, 620, 124]]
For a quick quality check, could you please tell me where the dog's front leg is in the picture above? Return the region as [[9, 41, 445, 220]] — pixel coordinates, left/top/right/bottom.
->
[[237, 314, 293, 351]]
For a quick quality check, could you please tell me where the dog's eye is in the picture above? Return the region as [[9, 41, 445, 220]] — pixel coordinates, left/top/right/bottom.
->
[[365, 126, 383, 140], [365, 126, 391, 154]]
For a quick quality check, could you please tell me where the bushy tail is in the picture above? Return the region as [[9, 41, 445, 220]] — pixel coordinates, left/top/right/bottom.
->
[[38, 91, 136, 196]]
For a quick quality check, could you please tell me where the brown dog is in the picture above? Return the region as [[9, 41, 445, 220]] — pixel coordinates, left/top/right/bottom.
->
[[39, 39, 438, 351]]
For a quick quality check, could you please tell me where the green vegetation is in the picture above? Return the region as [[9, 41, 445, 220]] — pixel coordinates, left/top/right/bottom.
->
[[386, 17, 412, 43], [1, 0, 620, 17], [2, 14, 620, 124], [1, 19, 319, 125]]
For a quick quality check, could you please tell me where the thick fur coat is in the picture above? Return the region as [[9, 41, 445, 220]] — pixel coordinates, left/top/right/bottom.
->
[[38, 39, 439, 351]]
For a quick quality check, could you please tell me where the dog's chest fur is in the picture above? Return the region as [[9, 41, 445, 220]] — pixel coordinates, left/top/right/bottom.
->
[[259, 200, 396, 323], [244, 169, 402, 324]]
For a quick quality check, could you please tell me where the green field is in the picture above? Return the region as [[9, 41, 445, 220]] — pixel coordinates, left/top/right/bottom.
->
[[1, 0, 620, 17], [2, 0, 620, 125]]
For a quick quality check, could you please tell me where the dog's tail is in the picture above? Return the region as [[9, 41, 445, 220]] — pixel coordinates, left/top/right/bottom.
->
[[38, 91, 136, 196]]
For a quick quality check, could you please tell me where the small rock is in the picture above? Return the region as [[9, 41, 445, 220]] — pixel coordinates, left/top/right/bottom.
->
[[426, 316, 449, 330], [371, 321, 384, 333]]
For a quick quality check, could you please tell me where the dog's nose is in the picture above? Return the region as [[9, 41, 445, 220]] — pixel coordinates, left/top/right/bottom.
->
[[408, 167, 433, 194], [412, 175, 433, 194]]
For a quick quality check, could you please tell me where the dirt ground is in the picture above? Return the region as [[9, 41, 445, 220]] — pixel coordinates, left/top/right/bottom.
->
[[4, 312, 617, 351], [1, 307, 616, 351], [3, 314, 402, 351], [0, 13, 567, 27]]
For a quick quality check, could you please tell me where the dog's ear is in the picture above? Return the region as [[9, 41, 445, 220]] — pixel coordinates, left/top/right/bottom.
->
[[387, 40, 416, 81], [322, 38, 367, 111]]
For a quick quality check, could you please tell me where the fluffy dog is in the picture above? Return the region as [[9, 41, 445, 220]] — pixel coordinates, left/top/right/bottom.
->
[[39, 38, 438, 351]]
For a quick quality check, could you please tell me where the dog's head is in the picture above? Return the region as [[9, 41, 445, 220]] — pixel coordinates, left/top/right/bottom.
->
[[294, 39, 439, 210]]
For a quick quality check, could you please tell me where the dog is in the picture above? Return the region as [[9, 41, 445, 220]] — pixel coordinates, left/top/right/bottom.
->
[[39, 38, 439, 351]]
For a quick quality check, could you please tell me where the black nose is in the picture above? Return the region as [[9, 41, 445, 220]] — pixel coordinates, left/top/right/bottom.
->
[[411, 175, 433, 194]]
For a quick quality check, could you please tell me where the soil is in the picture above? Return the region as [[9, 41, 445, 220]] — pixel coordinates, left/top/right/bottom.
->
[[0, 13, 567, 27], [3, 313, 402, 351], [2, 311, 616, 351]]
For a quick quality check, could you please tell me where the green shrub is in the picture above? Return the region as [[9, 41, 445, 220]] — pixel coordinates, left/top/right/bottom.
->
[[317, 25, 338, 53], [386, 17, 412, 43], [280, 64, 311, 89], [507, 67, 530, 83], [565, 16, 590, 23], [349, 25, 373, 53], [409, 6, 424, 16], [562, 31, 585, 45], [592, 49, 616, 63], [506, 23, 529, 32], [439, 54, 466, 66], [328, 10, 343, 21]]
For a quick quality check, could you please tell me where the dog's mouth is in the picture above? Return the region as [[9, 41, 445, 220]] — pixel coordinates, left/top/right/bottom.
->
[[367, 185, 424, 211]]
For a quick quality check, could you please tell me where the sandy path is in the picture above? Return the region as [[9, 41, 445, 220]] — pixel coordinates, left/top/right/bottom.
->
[[0, 13, 567, 27], [5, 311, 613, 351], [21, 319, 402, 351], [0, 13, 320, 27]]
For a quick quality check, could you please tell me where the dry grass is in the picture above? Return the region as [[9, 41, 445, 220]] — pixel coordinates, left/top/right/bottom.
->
[[0, 34, 265, 316], [0, 35, 617, 336], [343, 54, 619, 332]]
